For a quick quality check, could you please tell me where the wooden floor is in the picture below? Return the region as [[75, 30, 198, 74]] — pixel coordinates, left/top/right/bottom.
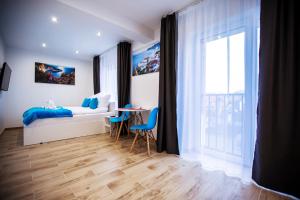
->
[[0, 128, 291, 200]]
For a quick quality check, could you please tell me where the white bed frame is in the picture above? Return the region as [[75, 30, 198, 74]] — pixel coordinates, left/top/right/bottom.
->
[[23, 103, 115, 146]]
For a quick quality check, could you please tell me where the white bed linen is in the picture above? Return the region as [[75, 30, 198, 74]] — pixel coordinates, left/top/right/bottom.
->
[[64, 106, 108, 115]]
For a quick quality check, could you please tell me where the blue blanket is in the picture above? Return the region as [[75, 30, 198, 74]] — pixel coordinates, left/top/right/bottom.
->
[[23, 107, 73, 126]]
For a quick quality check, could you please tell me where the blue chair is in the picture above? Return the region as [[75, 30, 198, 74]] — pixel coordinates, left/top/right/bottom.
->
[[129, 107, 159, 156], [109, 104, 132, 140]]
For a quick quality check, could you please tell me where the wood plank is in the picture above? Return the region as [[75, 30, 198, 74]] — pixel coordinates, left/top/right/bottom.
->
[[0, 128, 292, 200]]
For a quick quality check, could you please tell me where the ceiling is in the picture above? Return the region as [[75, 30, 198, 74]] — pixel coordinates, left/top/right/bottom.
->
[[0, 0, 196, 61], [58, 0, 196, 31]]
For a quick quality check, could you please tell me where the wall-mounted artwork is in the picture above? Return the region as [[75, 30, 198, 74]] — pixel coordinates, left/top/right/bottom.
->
[[132, 42, 160, 76], [35, 62, 75, 85]]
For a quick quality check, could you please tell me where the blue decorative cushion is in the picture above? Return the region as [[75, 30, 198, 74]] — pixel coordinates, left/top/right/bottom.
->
[[89, 98, 98, 109], [81, 98, 91, 107]]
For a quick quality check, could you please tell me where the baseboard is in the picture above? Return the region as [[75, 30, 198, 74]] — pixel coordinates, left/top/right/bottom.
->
[[5, 127, 23, 130], [0, 127, 23, 135], [0, 128, 4, 135]]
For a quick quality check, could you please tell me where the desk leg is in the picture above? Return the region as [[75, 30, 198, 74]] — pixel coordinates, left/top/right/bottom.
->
[[149, 130, 156, 142], [137, 112, 146, 141], [115, 123, 119, 138], [110, 122, 115, 137], [115, 115, 124, 143], [138, 112, 144, 124], [110, 122, 112, 137], [124, 123, 130, 137]]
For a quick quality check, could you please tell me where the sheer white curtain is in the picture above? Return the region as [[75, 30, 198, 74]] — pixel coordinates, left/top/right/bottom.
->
[[177, 0, 260, 181], [100, 47, 118, 104]]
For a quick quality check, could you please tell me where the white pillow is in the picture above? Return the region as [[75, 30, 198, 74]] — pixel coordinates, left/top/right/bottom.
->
[[89, 92, 111, 108], [99, 94, 111, 108]]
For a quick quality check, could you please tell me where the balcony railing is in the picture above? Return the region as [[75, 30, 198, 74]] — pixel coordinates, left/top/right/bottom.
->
[[201, 93, 244, 157]]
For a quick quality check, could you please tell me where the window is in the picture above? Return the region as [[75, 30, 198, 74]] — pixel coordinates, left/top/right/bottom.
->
[[203, 32, 246, 159], [205, 32, 245, 94]]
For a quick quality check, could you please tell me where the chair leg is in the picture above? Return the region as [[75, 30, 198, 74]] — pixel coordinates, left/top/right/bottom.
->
[[115, 120, 124, 143], [146, 131, 150, 156], [110, 122, 113, 137], [130, 130, 139, 152]]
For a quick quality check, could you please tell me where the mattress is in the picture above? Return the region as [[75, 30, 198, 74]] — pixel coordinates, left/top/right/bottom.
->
[[26, 111, 114, 127], [64, 106, 108, 115]]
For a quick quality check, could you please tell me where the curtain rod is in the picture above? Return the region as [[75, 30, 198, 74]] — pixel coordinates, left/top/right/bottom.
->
[[97, 45, 117, 57], [98, 40, 132, 57], [166, 0, 203, 16]]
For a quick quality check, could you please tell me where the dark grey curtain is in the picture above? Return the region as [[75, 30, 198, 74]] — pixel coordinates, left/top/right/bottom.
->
[[157, 13, 179, 155], [117, 42, 131, 109], [117, 42, 131, 135], [93, 55, 100, 94], [252, 0, 299, 198]]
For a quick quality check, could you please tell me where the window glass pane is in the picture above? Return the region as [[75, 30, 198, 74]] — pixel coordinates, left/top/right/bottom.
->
[[229, 32, 245, 93], [205, 37, 228, 94], [257, 28, 260, 76]]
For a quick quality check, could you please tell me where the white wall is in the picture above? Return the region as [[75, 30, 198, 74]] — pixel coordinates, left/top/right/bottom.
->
[[131, 28, 160, 109], [131, 73, 159, 109], [2, 47, 93, 128], [0, 35, 6, 134]]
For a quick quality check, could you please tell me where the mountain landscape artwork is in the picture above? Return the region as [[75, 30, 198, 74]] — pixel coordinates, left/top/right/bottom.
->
[[35, 62, 75, 85], [132, 42, 160, 76]]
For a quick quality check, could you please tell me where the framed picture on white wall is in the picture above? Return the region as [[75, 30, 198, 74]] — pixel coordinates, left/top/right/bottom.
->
[[132, 42, 160, 76], [35, 62, 75, 85]]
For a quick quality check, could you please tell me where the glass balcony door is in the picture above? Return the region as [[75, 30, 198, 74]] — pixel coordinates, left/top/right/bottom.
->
[[202, 32, 246, 164]]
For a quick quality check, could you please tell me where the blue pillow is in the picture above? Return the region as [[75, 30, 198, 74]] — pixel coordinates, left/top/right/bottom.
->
[[81, 98, 91, 107], [89, 98, 98, 109]]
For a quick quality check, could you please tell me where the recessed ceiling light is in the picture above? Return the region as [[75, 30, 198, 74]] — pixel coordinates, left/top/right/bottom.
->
[[42, 43, 47, 48], [75, 50, 79, 54], [97, 32, 101, 37], [51, 16, 58, 23]]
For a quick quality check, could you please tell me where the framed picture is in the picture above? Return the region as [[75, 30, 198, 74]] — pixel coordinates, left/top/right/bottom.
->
[[35, 62, 75, 85], [132, 42, 160, 76]]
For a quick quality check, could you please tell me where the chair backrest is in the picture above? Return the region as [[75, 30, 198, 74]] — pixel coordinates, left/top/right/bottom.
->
[[121, 104, 132, 120], [146, 107, 159, 129]]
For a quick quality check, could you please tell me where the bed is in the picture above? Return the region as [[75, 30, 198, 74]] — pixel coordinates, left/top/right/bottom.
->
[[23, 96, 116, 145]]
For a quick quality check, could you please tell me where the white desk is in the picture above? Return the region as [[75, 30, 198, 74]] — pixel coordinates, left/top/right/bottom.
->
[[114, 107, 149, 142]]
